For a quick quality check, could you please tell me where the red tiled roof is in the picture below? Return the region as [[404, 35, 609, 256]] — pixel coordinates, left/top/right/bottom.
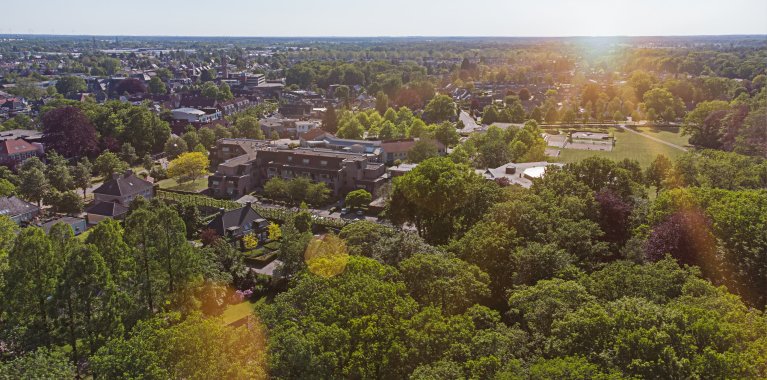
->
[[0, 139, 38, 156]]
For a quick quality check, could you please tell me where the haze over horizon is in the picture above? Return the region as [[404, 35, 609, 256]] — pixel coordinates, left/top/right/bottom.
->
[[3, 0, 767, 37]]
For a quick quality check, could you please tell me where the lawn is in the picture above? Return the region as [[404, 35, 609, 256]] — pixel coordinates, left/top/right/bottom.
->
[[220, 297, 265, 325], [633, 126, 690, 147], [156, 176, 209, 192], [555, 127, 687, 167]]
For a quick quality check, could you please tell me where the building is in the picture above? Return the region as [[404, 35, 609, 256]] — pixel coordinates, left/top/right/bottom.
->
[[209, 140, 387, 199], [0, 138, 44, 168], [0, 196, 40, 224], [86, 170, 154, 224], [479, 162, 564, 188], [206, 202, 269, 241], [42, 216, 87, 236], [171, 107, 221, 123], [380, 139, 446, 165]]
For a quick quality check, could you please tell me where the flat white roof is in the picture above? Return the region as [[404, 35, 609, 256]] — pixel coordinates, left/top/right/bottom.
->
[[523, 166, 548, 178]]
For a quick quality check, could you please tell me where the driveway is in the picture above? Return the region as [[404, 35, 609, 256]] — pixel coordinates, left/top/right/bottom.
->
[[459, 110, 480, 134]]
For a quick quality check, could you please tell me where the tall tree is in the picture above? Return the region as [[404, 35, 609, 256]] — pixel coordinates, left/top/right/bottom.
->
[[41, 106, 99, 159]]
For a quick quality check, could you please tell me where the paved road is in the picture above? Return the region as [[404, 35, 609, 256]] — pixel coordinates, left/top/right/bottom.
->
[[459, 110, 480, 134], [617, 124, 688, 152]]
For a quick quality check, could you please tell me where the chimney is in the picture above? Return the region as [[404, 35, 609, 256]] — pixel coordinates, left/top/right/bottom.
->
[[218, 207, 226, 216], [111, 172, 121, 181], [245, 201, 252, 209]]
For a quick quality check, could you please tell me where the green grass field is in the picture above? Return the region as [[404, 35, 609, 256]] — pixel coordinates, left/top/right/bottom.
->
[[633, 126, 690, 147], [554, 127, 688, 167], [156, 176, 209, 192], [220, 297, 266, 325]]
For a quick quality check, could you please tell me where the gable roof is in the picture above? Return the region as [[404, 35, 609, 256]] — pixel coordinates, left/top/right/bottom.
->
[[93, 171, 153, 197], [206, 204, 267, 236], [300, 128, 329, 141], [85, 201, 129, 217], [0, 196, 39, 217]]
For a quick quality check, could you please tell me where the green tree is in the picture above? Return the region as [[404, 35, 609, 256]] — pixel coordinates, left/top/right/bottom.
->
[[235, 116, 265, 139], [71, 158, 93, 198], [164, 136, 189, 159], [119, 142, 139, 165], [148, 76, 167, 95], [345, 189, 372, 210], [54, 243, 119, 371], [55, 76, 87, 95], [18, 168, 49, 207], [422, 95, 456, 123], [407, 139, 439, 163], [3, 227, 60, 348], [94, 151, 129, 179], [399, 253, 490, 315]]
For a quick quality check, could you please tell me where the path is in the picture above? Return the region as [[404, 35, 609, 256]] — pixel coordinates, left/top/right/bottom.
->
[[617, 124, 688, 152]]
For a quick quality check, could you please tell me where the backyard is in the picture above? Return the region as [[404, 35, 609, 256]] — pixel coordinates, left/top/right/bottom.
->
[[156, 176, 210, 193]]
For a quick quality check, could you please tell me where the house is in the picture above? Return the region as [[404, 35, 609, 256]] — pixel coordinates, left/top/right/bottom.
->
[[0, 196, 40, 224], [42, 216, 87, 236], [85, 201, 130, 224], [0, 138, 44, 168], [206, 202, 269, 241], [86, 170, 154, 224]]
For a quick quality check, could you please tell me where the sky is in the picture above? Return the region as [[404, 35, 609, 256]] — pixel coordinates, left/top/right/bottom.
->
[[3, 0, 767, 37]]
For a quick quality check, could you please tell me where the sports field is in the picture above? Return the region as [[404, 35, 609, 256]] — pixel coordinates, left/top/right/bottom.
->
[[554, 126, 690, 167]]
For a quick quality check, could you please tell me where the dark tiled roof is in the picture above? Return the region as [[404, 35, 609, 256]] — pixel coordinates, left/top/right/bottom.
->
[[206, 204, 267, 236], [0, 196, 38, 217], [85, 201, 129, 217], [93, 172, 153, 197]]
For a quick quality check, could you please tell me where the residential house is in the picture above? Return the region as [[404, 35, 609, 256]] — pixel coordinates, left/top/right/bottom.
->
[[206, 202, 269, 242], [86, 170, 154, 224]]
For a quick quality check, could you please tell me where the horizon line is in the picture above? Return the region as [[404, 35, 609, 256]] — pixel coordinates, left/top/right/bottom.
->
[[2, 33, 766, 39]]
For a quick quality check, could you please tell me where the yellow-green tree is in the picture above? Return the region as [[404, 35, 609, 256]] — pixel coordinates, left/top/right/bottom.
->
[[268, 223, 282, 241], [167, 152, 209, 184], [242, 233, 259, 250]]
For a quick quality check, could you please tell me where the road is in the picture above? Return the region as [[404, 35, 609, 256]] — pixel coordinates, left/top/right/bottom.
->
[[459, 110, 480, 134], [617, 124, 688, 152]]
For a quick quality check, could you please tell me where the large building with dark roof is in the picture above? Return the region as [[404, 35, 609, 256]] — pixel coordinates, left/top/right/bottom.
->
[[209, 139, 387, 199]]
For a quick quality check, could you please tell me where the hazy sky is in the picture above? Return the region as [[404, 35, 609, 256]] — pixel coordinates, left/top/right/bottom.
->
[[3, 0, 767, 37]]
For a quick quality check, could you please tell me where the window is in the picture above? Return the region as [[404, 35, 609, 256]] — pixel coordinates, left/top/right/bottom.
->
[[287, 156, 293, 162], [302, 158, 310, 165], [320, 160, 328, 166]]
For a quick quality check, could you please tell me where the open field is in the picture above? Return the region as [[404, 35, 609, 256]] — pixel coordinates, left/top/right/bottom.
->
[[633, 126, 691, 147], [554, 126, 687, 167]]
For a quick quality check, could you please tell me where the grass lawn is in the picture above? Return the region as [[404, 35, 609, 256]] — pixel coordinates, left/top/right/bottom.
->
[[555, 127, 687, 167], [220, 297, 266, 325], [633, 126, 690, 147], [156, 177, 209, 192]]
